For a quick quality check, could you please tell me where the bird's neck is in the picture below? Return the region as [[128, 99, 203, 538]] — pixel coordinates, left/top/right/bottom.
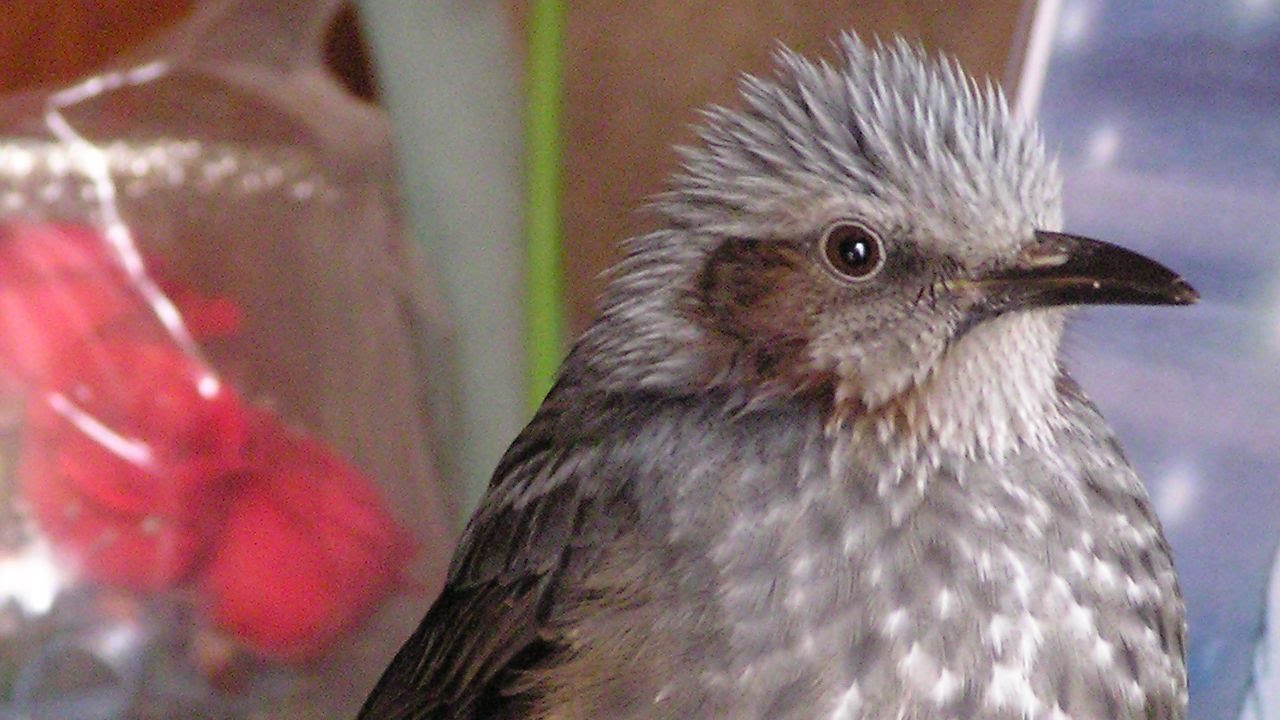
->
[[834, 311, 1069, 461]]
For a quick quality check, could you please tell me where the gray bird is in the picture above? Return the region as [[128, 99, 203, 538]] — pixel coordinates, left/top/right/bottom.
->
[[359, 35, 1197, 720]]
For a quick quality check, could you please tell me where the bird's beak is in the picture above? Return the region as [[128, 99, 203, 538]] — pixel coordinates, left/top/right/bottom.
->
[[967, 230, 1199, 312]]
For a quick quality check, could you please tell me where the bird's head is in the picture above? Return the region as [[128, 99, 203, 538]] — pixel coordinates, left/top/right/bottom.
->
[[578, 35, 1195, 455]]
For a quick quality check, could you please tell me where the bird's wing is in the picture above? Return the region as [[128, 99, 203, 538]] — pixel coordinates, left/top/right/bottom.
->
[[357, 402, 616, 720]]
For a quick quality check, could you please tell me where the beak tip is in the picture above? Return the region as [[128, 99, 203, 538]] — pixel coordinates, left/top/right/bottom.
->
[[1169, 278, 1200, 305]]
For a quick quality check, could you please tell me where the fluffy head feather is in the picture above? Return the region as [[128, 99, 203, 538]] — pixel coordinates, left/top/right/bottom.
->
[[663, 34, 1061, 253], [572, 34, 1068, 458]]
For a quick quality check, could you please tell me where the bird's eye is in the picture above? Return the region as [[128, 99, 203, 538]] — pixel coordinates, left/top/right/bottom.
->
[[820, 221, 884, 281]]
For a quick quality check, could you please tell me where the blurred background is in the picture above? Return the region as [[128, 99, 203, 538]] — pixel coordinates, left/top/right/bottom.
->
[[0, 1, 1275, 719], [0, 0, 1027, 335]]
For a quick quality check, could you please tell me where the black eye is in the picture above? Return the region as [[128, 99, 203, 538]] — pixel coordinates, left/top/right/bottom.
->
[[820, 221, 884, 281]]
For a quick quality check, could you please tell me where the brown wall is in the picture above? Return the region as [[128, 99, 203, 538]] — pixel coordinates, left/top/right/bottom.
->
[[0, 1, 1026, 333], [0, 1, 194, 94]]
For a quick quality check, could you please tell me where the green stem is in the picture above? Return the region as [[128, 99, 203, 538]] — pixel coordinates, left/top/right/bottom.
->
[[525, 0, 566, 410]]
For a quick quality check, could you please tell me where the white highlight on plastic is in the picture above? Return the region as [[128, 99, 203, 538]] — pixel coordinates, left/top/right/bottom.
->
[[1015, 0, 1065, 120], [1085, 123, 1121, 168], [93, 620, 144, 663], [1153, 461, 1198, 528], [1058, 0, 1095, 48], [47, 391, 154, 467], [42, 62, 204, 359], [0, 536, 65, 615], [1241, 544, 1280, 720], [1235, 0, 1279, 23], [197, 372, 223, 399]]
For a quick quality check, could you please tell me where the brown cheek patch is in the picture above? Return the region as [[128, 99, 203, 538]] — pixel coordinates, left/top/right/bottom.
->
[[697, 239, 819, 384], [698, 239, 803, 315]]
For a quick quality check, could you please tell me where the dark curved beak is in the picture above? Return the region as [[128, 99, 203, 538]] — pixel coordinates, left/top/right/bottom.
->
[[974, 230, 1199, 311]]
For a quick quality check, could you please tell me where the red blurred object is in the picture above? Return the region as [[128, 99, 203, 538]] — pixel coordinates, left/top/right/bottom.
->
[[0, 222, 244, 385], [7, 221, 417, 660], [0, 223, 138, 383], [18, 340, 249, 590], [18, 431, 228, 590], [151, 258, 244, 339], [200, 409, 417, 661], [36, 340, 249, 510]]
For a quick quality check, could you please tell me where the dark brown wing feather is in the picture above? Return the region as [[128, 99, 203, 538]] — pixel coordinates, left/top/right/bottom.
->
[[357, 393, 617, 720]]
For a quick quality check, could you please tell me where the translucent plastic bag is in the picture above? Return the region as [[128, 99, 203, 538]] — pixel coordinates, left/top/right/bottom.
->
[[0, 1, 455, 717], [1021, 1, 1280, 717]]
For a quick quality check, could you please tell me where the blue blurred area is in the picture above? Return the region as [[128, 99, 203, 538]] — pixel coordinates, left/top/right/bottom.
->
[[1034, 1, 1280, 717]]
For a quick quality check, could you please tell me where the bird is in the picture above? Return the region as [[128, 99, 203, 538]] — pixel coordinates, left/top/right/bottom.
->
[[359, 34, 1198, 720]]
